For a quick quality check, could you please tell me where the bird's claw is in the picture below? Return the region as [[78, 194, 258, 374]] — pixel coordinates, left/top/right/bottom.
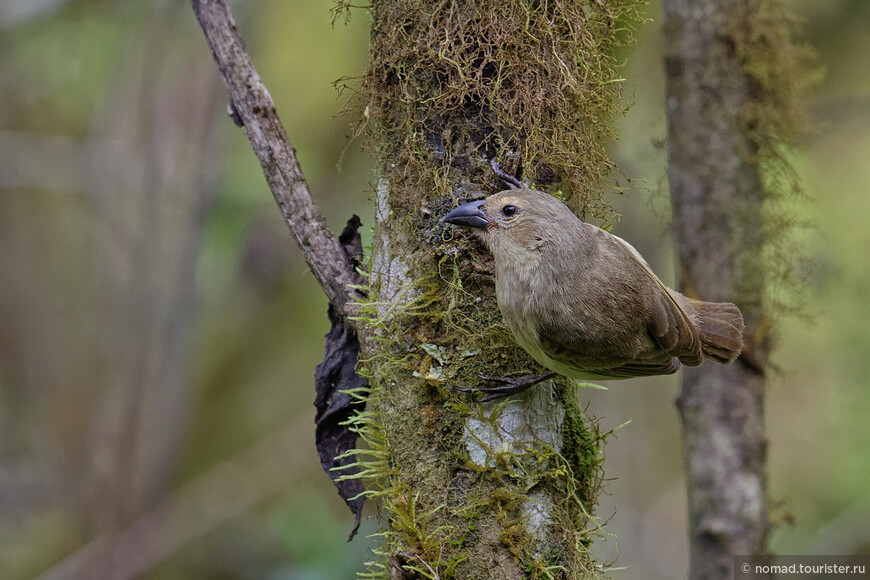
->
[[455, 371, 556, 402]]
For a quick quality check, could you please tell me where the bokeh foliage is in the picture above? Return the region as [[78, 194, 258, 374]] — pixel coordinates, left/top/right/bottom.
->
[[0, 0, 868, 578]]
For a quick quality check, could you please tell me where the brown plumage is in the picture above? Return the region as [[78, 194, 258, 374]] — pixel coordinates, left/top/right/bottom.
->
[[444, 188, 744, 384]]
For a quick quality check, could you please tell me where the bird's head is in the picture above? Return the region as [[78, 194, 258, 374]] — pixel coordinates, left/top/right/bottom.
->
[[443, 188, 576, 267]]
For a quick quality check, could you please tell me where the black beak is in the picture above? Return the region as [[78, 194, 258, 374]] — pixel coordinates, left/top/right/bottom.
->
[[443, 199, 488, 230]]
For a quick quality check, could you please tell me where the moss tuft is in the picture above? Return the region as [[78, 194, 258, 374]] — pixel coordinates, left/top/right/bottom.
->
[[343, 0, 645, 221], [732, 0, 819, 320]]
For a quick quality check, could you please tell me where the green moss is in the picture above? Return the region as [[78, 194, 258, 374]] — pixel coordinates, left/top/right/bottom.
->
[[554, 382, 604, 510], [346, 271, 608, 576], [342, 0, 645, 221], [336, 0, 646, 576], [732, 0, 819, 320]]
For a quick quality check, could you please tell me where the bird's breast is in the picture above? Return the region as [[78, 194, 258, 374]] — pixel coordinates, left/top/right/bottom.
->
[[494, 262, 555, 348]]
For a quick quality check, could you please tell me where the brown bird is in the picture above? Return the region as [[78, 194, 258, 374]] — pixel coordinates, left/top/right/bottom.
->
[[443, 188, 744, 400]]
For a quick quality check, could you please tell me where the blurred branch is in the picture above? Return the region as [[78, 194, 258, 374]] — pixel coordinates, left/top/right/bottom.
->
[[35, 420, 312, 580], [191, 0, 363, 318]]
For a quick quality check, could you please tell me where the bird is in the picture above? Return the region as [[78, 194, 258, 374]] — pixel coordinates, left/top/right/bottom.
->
[[443, 188, 744, 400]]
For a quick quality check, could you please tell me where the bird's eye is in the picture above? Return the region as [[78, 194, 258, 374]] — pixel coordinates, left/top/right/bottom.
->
[[502, 205, 517, 217]]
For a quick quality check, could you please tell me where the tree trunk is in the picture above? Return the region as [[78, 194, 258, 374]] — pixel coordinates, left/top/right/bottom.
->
[[662, 1, 801, 577], [353, 0, 644, 576]]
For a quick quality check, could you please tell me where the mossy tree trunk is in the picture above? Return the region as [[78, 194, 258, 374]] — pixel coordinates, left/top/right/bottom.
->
[[663, 1, 810, 578], [351, 0, 644, 577]]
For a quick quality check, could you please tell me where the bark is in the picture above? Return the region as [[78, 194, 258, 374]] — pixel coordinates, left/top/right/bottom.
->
[[663, 1, 772, 578], [192, 0, 362, 316], [193, 0, 370, 536]]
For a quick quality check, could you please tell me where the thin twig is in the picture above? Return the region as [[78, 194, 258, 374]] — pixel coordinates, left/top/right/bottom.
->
[[191, 0, 362, 317]]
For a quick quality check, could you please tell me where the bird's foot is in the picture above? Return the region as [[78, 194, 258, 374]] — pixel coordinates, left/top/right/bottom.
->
[[455, 371, 556, 402]]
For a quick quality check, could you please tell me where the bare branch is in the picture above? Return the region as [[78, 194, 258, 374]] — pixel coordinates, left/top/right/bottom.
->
[[191, 0, 362, 317]]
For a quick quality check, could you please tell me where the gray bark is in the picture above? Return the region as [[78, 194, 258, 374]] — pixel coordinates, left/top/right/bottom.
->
[[663, 1, 771, 578], [192, 0, 362, 316]]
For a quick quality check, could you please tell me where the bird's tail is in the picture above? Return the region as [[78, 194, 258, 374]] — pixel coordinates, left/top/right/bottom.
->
[[690, 300, 745, 364]]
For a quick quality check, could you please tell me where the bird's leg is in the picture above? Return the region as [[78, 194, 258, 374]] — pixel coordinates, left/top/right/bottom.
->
[[455, 371, 556, 402]]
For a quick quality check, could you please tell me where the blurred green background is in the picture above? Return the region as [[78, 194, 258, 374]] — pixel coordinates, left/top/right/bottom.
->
[[0, 1, 867, 579]]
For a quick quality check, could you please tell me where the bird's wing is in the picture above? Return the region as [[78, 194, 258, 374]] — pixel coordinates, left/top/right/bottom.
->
[[605, 232, 703, 366], [587, 358, 682, 378], [536, 321, 682, 379], [533, 226, 702, 376]]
